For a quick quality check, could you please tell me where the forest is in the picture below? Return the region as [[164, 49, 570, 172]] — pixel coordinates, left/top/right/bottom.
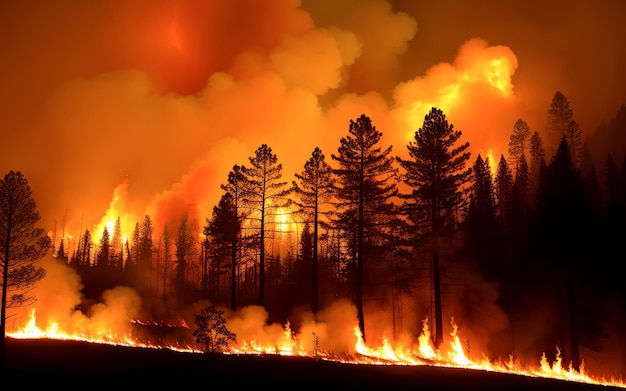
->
[[46, 90, 626, 373]]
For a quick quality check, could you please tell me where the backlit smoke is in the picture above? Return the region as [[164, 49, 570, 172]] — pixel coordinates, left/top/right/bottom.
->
[[1, 0, 625, 381]]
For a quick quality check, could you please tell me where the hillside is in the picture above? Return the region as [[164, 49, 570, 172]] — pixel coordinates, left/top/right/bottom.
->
[[3, 338, 620, 390]]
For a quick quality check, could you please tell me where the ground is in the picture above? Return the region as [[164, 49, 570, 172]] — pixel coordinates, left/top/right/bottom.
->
[[3, 338, 621, 390]]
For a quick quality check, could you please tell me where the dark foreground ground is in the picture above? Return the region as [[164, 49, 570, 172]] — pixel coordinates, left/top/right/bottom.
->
[[3, 337, 623, 390]]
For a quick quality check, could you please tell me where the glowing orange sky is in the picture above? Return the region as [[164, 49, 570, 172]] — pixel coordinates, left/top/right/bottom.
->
[[0, 0, 625, 241]]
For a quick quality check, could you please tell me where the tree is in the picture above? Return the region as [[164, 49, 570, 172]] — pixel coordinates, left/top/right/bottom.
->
[[464, 154, 500, 279], [241, 144, 289, 307], [175, 213, 199, 304], [96, 226, 110, 269], [534, 138, 591, 372], [546, 91, 583, 167], [110, 216, 123, 272], [72, 228, 92, 269], [494, 155, 514, 237], [206, 192, 240, 310], [159, 223, 173, 304], [528, 130, 546, 202], [137, 215, 154, 293], [332, 114, 398, 342], [192, 305, 236, 353], [0, 170, 50, 367], [508, 118, 531, 175], [292, 147, 333, 315], [396, 107, 471, 348], [219, 165, 250, 307]]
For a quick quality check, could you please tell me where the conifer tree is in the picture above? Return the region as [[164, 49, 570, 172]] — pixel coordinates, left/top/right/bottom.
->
[[175, 213, 198, 304], [546, 91, 584, 167], [96, 227, 110, 269], [292, 147, 333, 315], [332, 114, 398, 342], [495, 155, 514, 233], [397, 107, 471, 348], [241, 144, 289, 307], [206, 192, 240, 310], [0, 170, 50, 366], [534, 138, 593, 372], [464, 154, 499, 279], [508, 118, 531, 175]]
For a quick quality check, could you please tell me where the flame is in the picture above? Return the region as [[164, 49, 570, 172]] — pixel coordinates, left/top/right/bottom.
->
[[92, 178, 137, 247], [8, 307, 625, 388]]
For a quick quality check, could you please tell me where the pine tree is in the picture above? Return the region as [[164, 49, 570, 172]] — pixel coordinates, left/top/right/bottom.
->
[[495, 155, 514, 235], [159, 223, 173, 303], [396, 107, 471, 349], [138, 215, 154, 291], [206, 192, 240, 310], [508, 118, 531, 175], [96, 227, 110, 269], [110, 216, 123, 272], [241, 144, 289, 307], [534, 138, 592, 372], [464, 154, 500, 279], [73, 229, 92, 269], [529, 130, 546, 202], [175, 213, 198, 304], [546, 91, 584, 167], [0, 170, 50, 367], [292, 147, 333, 315], [220, 164, 250, 307], [332, 114, 398, 342]]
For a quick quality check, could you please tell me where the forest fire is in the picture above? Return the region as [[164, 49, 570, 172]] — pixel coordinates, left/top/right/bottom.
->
[[2, 1, 626, 389], [7, 299, 626, 388]]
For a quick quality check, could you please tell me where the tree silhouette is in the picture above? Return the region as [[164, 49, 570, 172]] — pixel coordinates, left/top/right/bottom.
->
[[528, 130, 546, 202], [241, 144, 288, 307], [534, 138, 593, 372], [205, 192, 240, 310], [135, 215, 154, 293], [0, 170, 50, 367], [332, 114, 398, 342], [175, 213, 199, 304], [192, 305, 236, 353], [464, 154, 500, 280], [96, 227, 110, 269], [546, 91, 583, 167], [396, 107, 471, 349], [220, 165, 250, 308], [72, 228, 92, 269], [508, 118, 531, 174], [291, 147, 333, 316], [110, 216, 123, 272]]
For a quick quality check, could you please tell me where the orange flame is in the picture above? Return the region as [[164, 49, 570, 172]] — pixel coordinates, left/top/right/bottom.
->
[[8, 306, 626, 388]]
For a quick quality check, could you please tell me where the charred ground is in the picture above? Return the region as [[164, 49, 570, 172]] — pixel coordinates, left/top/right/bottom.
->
[[3, 338, 620, 390]]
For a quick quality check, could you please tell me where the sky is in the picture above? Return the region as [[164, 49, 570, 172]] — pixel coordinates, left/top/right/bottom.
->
[[1, 0, 625, 243]]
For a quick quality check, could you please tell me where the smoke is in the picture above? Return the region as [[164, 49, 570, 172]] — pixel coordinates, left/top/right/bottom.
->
[[8, 256, 142, 339], [2, 0, 626, 375], [1, 0, 622, 241]]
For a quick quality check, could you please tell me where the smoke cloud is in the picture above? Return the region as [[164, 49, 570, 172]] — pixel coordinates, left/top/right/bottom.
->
[[2, 0, 625, 375], [2, 0, 624, 238]]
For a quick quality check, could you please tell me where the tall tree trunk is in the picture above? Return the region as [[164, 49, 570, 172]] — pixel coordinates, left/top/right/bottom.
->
[[433, 247, 443, 349], [567, 269, 580, 371], [231, 238, 237, 311], [0, 223, 11, 369], [259, 207, 265, 307], [357, 190, 365, 342], [312, 203, 319, 316]]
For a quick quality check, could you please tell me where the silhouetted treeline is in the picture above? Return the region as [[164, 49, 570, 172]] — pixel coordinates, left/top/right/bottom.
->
[[54, 91, 626, 370]]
